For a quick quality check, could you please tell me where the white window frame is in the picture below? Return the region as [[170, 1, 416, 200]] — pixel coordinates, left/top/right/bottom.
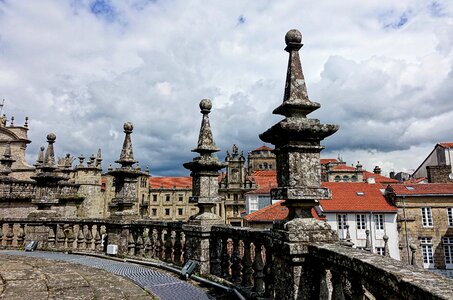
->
[[421, 207, 433, 228], [444, 237, 453, 269], [356, 214, 366, 239], [337, 214, 347, 239], [421, 237, 434, 269], [374, 214, 385, 240], [448, 208, 453, 227], [375, 247, 385, 256]]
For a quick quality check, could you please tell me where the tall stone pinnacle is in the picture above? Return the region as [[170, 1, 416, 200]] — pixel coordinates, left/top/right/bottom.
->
[[43, 133, 57, 168], [0, 142, 15, 176], [115, 122, 136, 168], [34, 146, 45, 168], [259, 29, 339, 220], [183, 99, 226, 224], [193, 99, 220, 155]]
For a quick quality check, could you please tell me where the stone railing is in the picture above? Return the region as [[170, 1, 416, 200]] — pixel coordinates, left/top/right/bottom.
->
[[0, 181, 36, 199], [1, 218, 452, 299], [0, 218, 186, 267]]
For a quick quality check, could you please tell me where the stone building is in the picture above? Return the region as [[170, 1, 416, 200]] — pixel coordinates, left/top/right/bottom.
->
[[385, 184, 453, 271], [247, 145, 276, 173], [413, 142, 453, 183], [148, 176, 196, 221], [0, 114, 34, 180]]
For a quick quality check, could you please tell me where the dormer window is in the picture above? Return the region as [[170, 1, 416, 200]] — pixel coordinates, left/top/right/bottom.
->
[[356, 192, 365, 196]]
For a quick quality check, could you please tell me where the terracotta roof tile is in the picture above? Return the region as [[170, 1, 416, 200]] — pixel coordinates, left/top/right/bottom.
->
[[331, 164, 357, 171], [320, 182, 397, 212], [320, 158, 339, 165], [252, 145, 273, 151], [438, 142, 453, 148], [149, 177, 192, 189], [252, 170, 277, 189], [387, 183, 453, 196], [363, 171, 398, 184], [244, 201, 323, 222]]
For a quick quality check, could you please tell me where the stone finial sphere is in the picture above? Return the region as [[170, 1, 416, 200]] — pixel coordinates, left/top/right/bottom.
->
[[47, 133, 56, 141], [124, 122, 134, 132], [285, 29, 302, 45], [199, 99, 212, 111]]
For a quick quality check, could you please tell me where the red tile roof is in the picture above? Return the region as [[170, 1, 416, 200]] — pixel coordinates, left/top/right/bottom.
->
[[244, 201, 323, 222], [386, 183, 453, 196], [149, 177, 192, 189], [363, 171, 398, 184], [438, 142, 453, 148], [331, 164, 357, 171], [320, 158, 339, 165], [320, 182, 397, 212], [246, 186, 272, 195], [252, 145, 273, 152], [252, 170, 277, 189]]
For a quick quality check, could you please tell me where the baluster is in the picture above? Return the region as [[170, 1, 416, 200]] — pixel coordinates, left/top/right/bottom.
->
[[85, 224, 93, 250], [263, 245, 274, 298], [93, 225, 102, 251], [47, 225, 56, 248], [128, 230, 136, 256], [77, 225, 85, 249], [56, 224, 65, 248], [364, 230, 371, 252], [221, 237, 231, 279], [180, 232, 186, 264], [210, 235, 222, 276], [160, 229, 167, 261], [5, 223, 14, 246], [144, 229, 152, 257], [331, 270, 346, 300], [152, 228, 159, 259], [17, 224, 25, 248], [241, 240, 253, 288], [169, 230, 176, 263], [164, 230, 173, 263], [349, 274, 366, 300], [173, 231, 182, 265], [231, 238, 242, 283], [383, 235, 390, 257], [0, 222, 3, 246], [66, 224, 75, 249], [252, 242, 265, 294], [136, 229, 144, 257], [318, 268, 329, 300], [410, 244, 417, 267]]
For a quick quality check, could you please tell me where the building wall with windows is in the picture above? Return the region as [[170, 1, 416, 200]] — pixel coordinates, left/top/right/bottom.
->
[[320, 182, 399, 259], [385, 184, 453, 269]]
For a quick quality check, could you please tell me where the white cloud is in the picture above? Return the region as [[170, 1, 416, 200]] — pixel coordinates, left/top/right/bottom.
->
[[1, 0, 452, 176]]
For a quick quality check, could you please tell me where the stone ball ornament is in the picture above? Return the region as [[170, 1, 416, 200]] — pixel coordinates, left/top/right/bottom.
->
[[123, 122, 134, 133], [285, 29, 302, 45], [46, 133, 56, 142], [199, 99, 212, 112]]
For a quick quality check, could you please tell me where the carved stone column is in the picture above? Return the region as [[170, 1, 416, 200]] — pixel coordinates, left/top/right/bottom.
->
[[260, 29, 339, 299]]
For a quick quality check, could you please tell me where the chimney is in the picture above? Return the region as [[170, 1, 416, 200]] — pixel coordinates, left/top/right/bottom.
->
[[373, 166, 381, 175]]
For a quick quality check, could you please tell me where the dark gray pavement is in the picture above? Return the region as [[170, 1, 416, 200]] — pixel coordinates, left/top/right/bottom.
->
[[0, 250, 212, 300]]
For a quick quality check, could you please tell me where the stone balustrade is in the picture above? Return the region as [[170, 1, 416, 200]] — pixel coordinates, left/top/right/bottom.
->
[[0, 181, 36, 199], [1, 218, 452, 299]]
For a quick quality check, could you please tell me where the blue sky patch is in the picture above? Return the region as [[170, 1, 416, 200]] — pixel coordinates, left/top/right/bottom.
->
[[90, 0, 116, 22], [428, 1, 445, 17], [380, 10, 411, 30]]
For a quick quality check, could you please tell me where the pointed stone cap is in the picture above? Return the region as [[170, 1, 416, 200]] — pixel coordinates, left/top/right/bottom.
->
[[192, 99, 220, 155], [273, 29, 321, 118], [115, 122, 137, 168], [96, 148, 102, 168], [35, 146, 45, 167], [43, 133, 56, 168], [0, 142, 15, 176]]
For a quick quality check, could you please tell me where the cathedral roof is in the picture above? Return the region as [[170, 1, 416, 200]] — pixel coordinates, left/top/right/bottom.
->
[[149, 176, 192, 189]]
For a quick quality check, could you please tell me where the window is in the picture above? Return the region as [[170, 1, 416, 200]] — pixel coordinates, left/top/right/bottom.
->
[[421, 207, 433, 227], [421, 237, 434, 269], [269, 164, 272, 169], [165, 194, 170, 202], [334, 176, 341, 182], [178, 194, 184, 202], [343, 175, 350, 182], [376, 247, 385, 256], [165, 208, 170, 216], [152, 208, 157, 216], [153, 194, 157, 202], [337, 214, 347, 239], [356, 214, 366, 229], [444, 237, 453, 268], [250, 199, 258, 213], [448, 208, 453, 227], [374, 214, 384, 239], [351, 175, 358, 182], [178, 208, 183, 216]]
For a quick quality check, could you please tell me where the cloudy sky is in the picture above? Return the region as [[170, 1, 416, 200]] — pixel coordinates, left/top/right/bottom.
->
[[1, 0, 452, 177]]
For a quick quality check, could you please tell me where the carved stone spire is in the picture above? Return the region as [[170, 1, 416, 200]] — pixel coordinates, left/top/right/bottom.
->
[[183, 99, 227, 224], [116, 122, 136, 168], [260, 29, 339, 221], [43, 133, 57, 169], [96, 148, 102, 168], [34, 146, 45, 168]]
